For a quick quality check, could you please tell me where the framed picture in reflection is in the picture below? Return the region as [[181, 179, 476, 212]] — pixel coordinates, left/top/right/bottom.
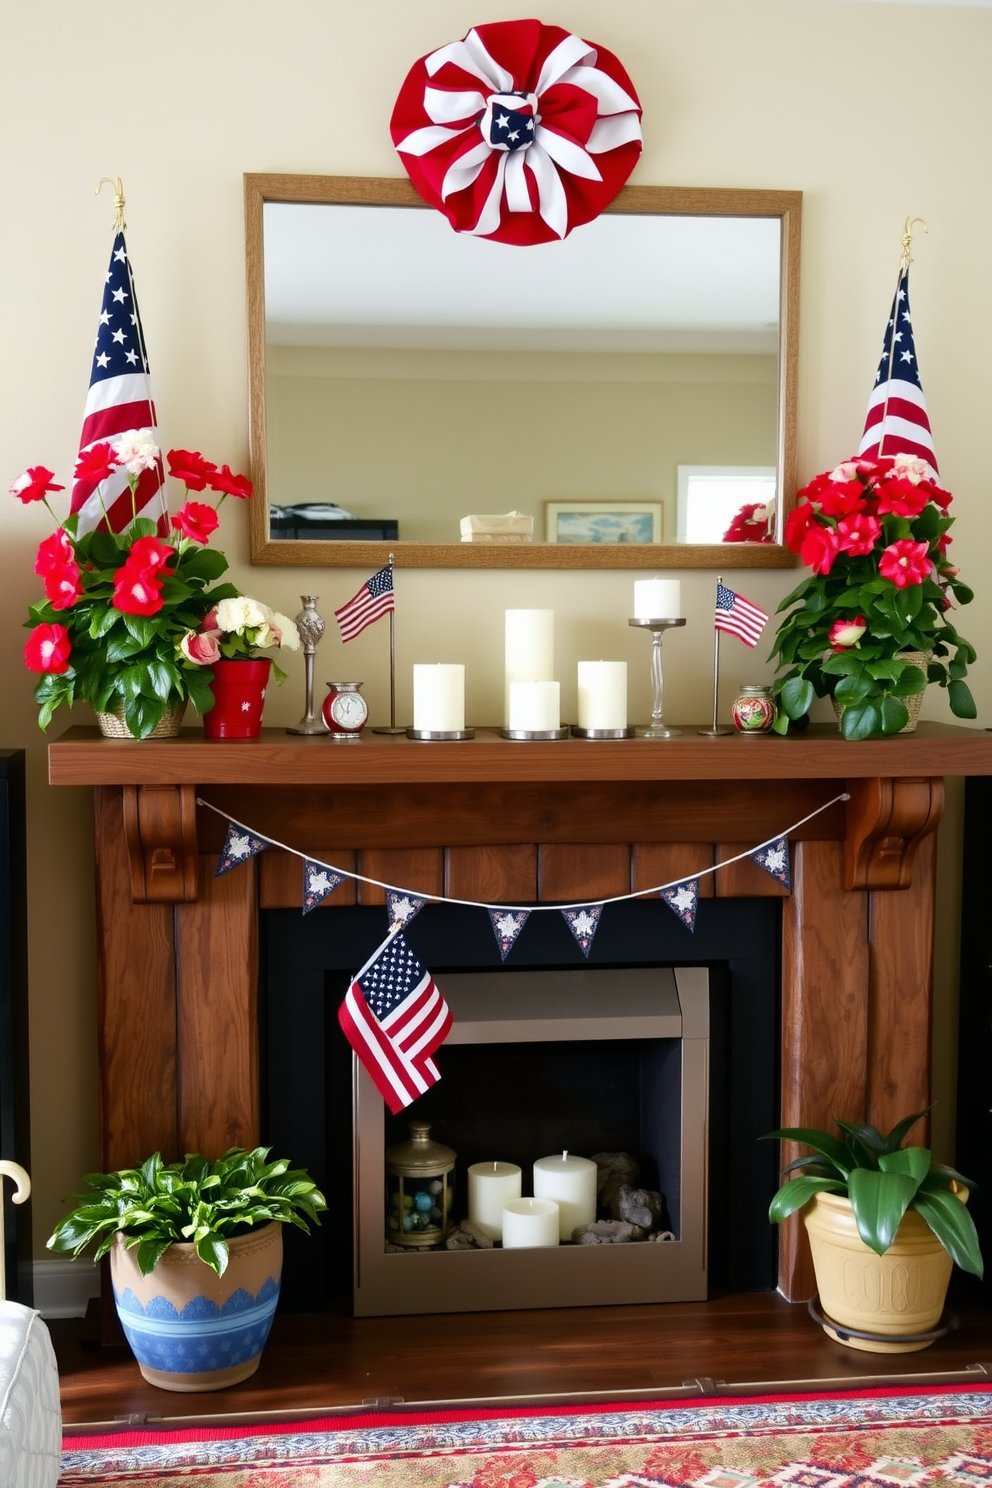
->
[[545, 501, 663, 546]]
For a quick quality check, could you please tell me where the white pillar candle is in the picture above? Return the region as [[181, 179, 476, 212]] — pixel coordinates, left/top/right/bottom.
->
[[576, 661, 627, 731], [413, 664, 465, 732], [508, 680, 560, 732], [504, 610, 554, 723], [634, 579, 681, 620], [467, 1161, 522, 1241], [533, 1151, 598, 1241], [501, 1197, 560, 1249]]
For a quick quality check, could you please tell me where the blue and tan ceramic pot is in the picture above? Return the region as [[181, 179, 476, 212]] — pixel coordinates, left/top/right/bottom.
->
[[110, 1221, 282, 1391]]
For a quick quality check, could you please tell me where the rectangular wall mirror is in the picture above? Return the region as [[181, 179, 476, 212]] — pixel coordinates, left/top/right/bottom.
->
[[245, 175, 801, 569]]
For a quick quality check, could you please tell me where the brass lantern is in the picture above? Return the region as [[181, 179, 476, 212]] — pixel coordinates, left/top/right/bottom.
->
[[385, 1122, 455, 1249]]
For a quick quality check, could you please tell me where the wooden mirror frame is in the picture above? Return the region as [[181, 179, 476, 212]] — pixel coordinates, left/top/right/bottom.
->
[[245, 174, 801, 569]]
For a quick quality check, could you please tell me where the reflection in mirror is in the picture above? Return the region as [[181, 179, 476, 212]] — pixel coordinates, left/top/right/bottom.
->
[[246, 177, 801, 569]]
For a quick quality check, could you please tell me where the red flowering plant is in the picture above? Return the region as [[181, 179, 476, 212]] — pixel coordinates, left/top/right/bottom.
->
[[15, 436, 250, 738], [770, 454, 976, 739]]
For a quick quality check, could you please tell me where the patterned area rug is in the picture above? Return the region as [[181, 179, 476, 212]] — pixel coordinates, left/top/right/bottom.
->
[[60, 1383, 992, 1487]]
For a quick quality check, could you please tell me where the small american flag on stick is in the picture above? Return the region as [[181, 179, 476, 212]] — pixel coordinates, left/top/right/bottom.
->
[[858, 266, 937, 476], [334, 564, 395, 641], [338, 929, 452, 1114], [714, 583, 769, 648]]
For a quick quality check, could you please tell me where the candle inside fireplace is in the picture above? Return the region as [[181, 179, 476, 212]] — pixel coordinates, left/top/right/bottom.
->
[[501, 1197, 560, 1249], [533, 1151, 598, 1240], [633, 579, 681, 620], [576, 662, 627, 731], [508, 680, 560, 732], [467, 1161, 522, 1240], [413, 664, 465, 732]]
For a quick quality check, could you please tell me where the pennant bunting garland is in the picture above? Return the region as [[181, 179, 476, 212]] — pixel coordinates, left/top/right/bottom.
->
[[338, 931, 452, 1114], [561, 904, 603, 958], [659, 879, 699, 932], [215, 822, 269, 876], [302, 860, 345, 914], [386, 891, 428, 929], [489, 908, 530, 961], [750, 837, 791, 890]]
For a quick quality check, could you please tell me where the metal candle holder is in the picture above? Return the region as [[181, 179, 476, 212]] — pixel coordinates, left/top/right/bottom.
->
[[405, 728, 476, 742], [286, 595, 327, 735], [500, 727, 570, 741], [570, 725, 635, 739], [628, 616, 687, 739]]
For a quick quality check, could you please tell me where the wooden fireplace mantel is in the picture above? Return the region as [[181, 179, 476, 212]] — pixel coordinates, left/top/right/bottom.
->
[[49, 721, 992, 1301]]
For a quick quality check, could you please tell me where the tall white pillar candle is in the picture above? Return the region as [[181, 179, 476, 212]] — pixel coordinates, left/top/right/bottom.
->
[[576, 662, 627, 731], [504, 610, 554, 722], [467, 1161, 522, 1240], [533, 1151, 598, 1241], [413, 664, 465, 732], [501, 1197, 560, 1249], [508, 680, 560, 732], [634, 579, 681, 620]]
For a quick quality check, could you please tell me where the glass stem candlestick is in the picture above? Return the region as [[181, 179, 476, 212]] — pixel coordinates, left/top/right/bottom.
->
[[628, 617, 686, 739]]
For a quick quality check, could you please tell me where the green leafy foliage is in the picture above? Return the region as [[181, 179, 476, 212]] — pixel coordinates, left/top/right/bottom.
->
[[762, 1111, 983, 1277], [46, 1147, 327, 1277]]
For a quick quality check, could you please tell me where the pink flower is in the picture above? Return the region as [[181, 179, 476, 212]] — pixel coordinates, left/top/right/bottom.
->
[[179, 630, 222, 665], [113, 567, 165, 616], [34, 528, 75, 577], [836, 513, 881, 557], [829, 617, 867, 650], [43, 561, 83, 611], [74, 442, 120, 485], [126, 536, 175, 574], [200, 608, 222, 635], [800, 523, 842, 576], [9, 466, 65, 504], [209, 464, 253, 500], [878, 539, 931, 589], [171, 501, 219, 544], [166, 449, 218, 491], [24, 623, 71, 673]]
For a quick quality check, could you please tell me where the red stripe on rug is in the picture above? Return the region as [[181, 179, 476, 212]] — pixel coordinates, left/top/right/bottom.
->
[[64, 1381, 989, 1450]]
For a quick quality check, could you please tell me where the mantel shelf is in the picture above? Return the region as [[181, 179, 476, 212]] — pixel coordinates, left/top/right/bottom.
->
[[48, 720, 992, 788]]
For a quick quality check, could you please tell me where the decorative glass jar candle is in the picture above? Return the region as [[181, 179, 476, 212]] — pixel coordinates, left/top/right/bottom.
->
[[730, 684, 776, 735], [385, 1122, 455, 1249]]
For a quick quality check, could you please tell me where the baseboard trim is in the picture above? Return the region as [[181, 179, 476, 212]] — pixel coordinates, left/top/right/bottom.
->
[[32, 1257, 100, 1319]]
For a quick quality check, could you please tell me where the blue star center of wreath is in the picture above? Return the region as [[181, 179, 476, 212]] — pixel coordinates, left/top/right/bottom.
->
[[484, 92, 536, 152]]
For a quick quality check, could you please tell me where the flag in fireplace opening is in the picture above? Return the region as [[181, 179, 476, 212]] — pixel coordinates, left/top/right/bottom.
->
[[338, 929, 452, 1114]]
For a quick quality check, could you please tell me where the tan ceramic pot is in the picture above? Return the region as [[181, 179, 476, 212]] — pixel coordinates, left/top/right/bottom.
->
[[110, 1221, 282, 1390], [803, 1191, 954, 1353]]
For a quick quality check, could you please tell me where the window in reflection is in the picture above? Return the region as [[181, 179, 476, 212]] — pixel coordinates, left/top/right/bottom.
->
[[676, 466, 777, 545]]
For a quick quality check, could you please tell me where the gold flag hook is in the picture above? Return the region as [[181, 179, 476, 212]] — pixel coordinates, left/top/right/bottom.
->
[[899, 215, 928, 271], [95, 176, 126, 233]]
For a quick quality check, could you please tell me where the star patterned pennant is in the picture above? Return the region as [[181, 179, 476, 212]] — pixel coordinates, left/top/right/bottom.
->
[[302, 860, 346, 914], [386, 891, 428, 929], [488, 908, 530, 961], [561, 904, 603, 958], [659, 878, 699, 932], [215, 821, 270, 876], [750, 836, 791, 890]]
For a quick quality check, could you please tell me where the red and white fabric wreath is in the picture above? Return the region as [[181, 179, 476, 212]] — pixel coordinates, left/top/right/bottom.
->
[[390, 19, 642, 246]]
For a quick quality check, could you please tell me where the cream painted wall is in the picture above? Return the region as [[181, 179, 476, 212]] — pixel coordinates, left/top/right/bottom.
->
[[2, 0, 989, 1253], [267, 349, 778, 540]]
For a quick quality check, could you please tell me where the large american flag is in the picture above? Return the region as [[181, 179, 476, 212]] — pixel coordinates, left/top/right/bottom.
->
[[334, 564, 395, 641], [71, 232, 168, 535], [858, 268, 938, 476], [714, 583, 769, 648], [338, 930, 452, 1114]]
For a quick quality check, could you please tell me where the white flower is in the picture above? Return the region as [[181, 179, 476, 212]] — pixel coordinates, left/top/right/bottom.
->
[[9, 472, 31, 497], [890, 452, 937, 486], [114, 429, 160, 474], [829, 461, 861, 483], [215, 596, 268, 635], [270, 612, 300, 650]]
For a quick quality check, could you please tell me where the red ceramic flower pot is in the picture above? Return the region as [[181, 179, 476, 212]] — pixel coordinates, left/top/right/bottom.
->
[[203, 658, 272, 740]]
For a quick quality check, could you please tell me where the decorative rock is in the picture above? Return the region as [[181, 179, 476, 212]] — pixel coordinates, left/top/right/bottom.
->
[[648, 1230, 676, 1243], [444, 1220, 495, 1251], [592, 1151, 641, 1216], [573, 1219, 646, 1244], [614, 1184, 667, 1231]]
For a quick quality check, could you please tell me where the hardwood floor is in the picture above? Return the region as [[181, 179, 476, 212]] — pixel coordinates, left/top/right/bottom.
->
[[54, 1288, 992, 1430]]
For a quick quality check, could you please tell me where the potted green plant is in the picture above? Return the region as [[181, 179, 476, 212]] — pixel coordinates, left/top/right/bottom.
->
[[770, 453, 976, 739], [47, 1146, 326, 1391], [765, 1111, 982, 1354], [12, 438, 277, 740]]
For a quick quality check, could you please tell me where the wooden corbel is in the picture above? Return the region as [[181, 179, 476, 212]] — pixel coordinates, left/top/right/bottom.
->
[[844, 776, 943, 891], [122, 784, 199, 903]]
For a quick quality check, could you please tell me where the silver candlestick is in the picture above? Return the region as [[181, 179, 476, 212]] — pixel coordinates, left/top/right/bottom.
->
[[628, 617, 686, 739], [286, 595, 327, 734]]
